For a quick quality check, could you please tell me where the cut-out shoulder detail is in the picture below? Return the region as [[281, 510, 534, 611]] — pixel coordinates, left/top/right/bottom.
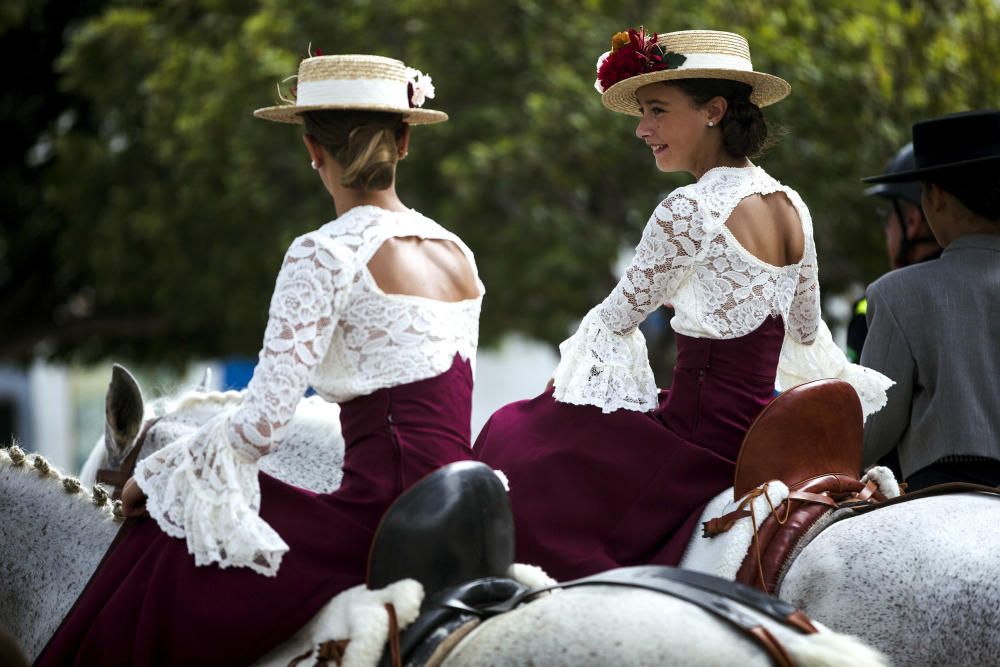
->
[[724, 192, 805, 268], [366, 236, 482, 303]]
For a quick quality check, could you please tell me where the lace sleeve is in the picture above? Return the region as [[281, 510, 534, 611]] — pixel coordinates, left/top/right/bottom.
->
[[776, 236, 894, 422], [553, 192, 708, 413], [785, 236, 820, 344], [134, 235, 350, 576]]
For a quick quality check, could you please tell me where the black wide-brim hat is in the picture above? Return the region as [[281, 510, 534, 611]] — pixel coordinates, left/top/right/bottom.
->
[[862, 109, 1000, 184]]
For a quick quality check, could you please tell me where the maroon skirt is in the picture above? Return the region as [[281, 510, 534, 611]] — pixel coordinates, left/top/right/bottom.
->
[[36, 356, 474, 666], [474, 318, 784, 582]]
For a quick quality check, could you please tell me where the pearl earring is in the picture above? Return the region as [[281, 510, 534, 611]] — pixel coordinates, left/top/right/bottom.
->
[[310, 160, 319, 170], [707, 121, 715, 127]]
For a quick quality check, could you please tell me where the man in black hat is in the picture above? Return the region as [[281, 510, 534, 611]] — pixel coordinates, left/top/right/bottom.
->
[[860, 109, 1000, 492], [846, 143, 942, 364]]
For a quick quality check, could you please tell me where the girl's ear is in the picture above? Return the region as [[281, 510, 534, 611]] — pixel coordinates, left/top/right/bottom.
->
[[397, 124, 411, 158], [303, 134, 324, 167]]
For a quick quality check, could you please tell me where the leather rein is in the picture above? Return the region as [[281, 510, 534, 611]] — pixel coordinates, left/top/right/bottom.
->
[[95, 416, 162, 500]]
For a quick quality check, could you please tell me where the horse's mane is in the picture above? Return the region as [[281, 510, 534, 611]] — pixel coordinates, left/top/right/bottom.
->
[[0, 445, 123, 522], [148, 388, 244, 418]]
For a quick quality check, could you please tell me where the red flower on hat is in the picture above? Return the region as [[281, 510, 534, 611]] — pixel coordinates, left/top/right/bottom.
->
[[595, 26, 687, 93]]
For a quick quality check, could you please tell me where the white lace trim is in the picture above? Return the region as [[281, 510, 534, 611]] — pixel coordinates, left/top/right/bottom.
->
[[135, 413, 289, 577], [137, 206, 481, 573], [552, 307, 658, 413], [776, 319, 894, 421]]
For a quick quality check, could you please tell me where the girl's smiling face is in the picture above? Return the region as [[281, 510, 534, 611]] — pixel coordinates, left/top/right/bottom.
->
[[634, 83, 713, 173]]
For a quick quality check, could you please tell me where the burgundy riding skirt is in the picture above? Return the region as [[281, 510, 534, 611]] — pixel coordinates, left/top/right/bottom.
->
[[475, 317, 784, 581], [36, 356, 474, 666]]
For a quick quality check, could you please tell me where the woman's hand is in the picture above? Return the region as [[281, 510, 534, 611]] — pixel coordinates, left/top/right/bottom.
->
[[121, 477, 149, 519]]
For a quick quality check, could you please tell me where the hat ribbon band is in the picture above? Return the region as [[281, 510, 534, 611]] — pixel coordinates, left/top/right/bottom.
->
[[671, 53, 753, 72], [297, 79, 408, 109]]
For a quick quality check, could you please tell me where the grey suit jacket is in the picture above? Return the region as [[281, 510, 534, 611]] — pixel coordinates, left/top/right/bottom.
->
[[861, 234, 1000, 479]]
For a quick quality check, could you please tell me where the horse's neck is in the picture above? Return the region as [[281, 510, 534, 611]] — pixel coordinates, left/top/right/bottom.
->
[[0, 460, 120, 661]]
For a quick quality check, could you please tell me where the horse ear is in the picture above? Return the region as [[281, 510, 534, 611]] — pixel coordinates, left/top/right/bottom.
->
[[105, 364, 144, 458]]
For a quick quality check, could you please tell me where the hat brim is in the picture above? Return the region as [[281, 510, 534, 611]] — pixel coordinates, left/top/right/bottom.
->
[[602, 68, 791, 115], [253, 103, 448, 125], [861, 154, 1000, 184]]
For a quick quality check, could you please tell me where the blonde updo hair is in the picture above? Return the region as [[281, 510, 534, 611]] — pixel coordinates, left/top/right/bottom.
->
[[302, 110, 405, 191]]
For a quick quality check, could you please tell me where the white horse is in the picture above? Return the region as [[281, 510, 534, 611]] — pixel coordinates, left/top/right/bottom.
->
[[76, 364, 1000, 666], [0, 445, 883, 666]]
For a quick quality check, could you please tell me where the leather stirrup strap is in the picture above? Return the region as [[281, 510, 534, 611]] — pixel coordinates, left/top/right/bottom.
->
[[286, 647, 315, 667], [750, 626, 795, 667], [95, 416, 162, 500], [785, 490, 840, 509], [385, 603, 401, 667]]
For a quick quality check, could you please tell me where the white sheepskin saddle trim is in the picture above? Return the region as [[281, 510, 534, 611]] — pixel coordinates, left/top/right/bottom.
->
[[258, 563, 557, 666], [861, 465, 901, 498], [507, 562, 557, 589], [258, 579, 424, 667], [679, 482, 790, 581]]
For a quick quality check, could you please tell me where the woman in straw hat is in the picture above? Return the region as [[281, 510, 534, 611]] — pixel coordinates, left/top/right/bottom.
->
[[38, 55, 486, 665], [475, 29, 893, 581]]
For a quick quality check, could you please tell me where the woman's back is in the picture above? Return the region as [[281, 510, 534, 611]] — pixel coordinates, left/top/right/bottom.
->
[[367, 235, 481, 303], [725, 191, 805, 268]]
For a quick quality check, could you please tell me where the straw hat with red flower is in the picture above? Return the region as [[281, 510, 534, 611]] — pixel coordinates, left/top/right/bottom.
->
[[595, 29, 791, 114]]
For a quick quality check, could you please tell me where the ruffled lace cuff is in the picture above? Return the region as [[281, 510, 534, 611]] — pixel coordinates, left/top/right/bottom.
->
[[134, 412, 289, 577], [776, 320, 894, 422], [552, 307, 658, 413]]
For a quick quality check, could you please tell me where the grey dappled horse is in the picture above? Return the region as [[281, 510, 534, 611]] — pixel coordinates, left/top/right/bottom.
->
[[78, 365, 1000, 665], [0, 366, 890, 666]]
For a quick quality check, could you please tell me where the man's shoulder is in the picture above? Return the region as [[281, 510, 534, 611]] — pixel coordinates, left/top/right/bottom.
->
[[868, 258, 945, 299]]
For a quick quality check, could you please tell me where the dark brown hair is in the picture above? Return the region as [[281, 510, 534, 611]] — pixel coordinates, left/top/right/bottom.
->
[[302, 110, 405, 191], [665, 78, 777, 159], [927, 166, 1000, 222]]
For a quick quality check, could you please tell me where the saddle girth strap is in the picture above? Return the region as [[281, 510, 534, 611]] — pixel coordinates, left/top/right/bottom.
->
[[842, 481, 1000, 515], [512, 566, 815, 667]]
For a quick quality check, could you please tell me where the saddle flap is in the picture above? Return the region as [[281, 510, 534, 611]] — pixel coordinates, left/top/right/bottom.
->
[[735, 379, 863, 499], [367, 461, 515, 601]]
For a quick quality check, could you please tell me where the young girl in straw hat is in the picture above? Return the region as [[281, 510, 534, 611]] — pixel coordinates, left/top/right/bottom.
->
[[475, 29, 893, 581], [39, 54, 487, 665]]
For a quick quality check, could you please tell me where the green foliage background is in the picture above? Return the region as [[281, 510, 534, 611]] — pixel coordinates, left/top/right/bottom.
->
[[2, 0, 998, 364]]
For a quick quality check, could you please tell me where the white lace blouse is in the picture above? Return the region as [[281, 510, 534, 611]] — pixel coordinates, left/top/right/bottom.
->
[[553, 165, 892, 417], [134, 206, 483, 576]]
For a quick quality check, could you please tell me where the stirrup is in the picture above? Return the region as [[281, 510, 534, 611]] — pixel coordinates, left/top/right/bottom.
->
[[367, 461, 515, 603]]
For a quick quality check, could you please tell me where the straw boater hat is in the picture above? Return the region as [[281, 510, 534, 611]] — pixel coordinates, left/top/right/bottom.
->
[[596, 29, 791, 115], [254, 54, 447, 125]]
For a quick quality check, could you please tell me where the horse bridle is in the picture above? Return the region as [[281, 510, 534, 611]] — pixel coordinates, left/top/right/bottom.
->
[[95, 416, 163, 500]]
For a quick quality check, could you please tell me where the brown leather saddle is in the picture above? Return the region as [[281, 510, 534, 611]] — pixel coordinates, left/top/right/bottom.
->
[[705, 379, 885, 594]]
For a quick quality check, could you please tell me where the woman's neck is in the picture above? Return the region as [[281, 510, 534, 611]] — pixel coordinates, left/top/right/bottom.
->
[[332, 183, 408, 217], [690, 152, 750, 180]]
